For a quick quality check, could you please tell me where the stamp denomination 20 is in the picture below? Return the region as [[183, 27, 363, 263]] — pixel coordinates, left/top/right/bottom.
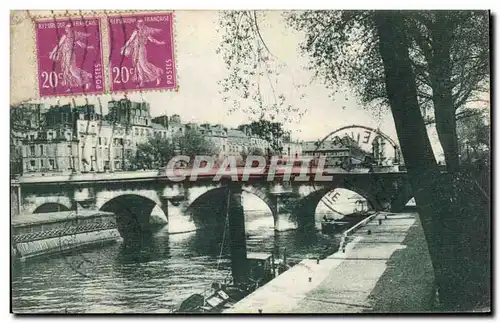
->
[[35, 17, 105, 97], [107, 13, 177, 93]]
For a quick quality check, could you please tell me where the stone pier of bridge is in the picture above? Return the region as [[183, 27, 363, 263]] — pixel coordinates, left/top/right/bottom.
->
[[12, 170, 414, 243]]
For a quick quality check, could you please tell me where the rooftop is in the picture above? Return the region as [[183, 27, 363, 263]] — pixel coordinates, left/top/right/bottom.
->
[[227, 129, 247, 138], [247, 252, 272, 260], [151, 123, 167, 130], [302, 140, 350, 152]]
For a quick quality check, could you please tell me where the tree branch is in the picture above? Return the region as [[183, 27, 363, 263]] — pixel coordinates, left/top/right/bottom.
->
[[251, 11, 277, 59]]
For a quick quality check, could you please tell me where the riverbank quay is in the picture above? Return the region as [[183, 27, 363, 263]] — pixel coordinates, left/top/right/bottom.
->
[[12, 210, 121, 261], [224, 211, 435, 313]]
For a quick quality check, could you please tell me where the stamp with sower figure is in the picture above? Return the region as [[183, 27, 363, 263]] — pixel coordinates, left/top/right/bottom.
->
[[107, 12, 177, 93], [35, 17, 105, 97]]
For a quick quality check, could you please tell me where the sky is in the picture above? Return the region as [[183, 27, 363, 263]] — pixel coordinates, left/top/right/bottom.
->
[[11, 10, 452, 161]]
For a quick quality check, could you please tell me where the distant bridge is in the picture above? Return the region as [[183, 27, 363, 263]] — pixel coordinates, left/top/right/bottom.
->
[[11, 167, 414, 244]]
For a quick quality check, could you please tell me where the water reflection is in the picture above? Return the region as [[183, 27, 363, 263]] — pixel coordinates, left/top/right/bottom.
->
[[12, 212, 341, 313]]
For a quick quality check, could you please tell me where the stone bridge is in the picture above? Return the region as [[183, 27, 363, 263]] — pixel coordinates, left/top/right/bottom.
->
[[11, 168, 413, 243]]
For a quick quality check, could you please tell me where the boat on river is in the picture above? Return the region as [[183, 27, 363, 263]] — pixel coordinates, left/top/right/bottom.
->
[[320, 210, 372, 234], [173, 252, 286, 313], [320, 218, 349, 233]]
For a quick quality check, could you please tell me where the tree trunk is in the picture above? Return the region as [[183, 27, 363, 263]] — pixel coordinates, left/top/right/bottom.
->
[[375, 11, 490, 311], [429, 15, 460, 173]]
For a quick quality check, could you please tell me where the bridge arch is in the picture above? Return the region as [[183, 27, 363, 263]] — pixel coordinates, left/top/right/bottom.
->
[[33, 202, 71, 214], [26, 196, 73, 214], [291, 183, 380, 230], [185, 185, 276, 231], [99, 194, 167, 245]]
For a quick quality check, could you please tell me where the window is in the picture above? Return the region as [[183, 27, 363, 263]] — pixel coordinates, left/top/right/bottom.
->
[[40, 145, 44, 155], [140, 129, 144, 136], [30, 160, 35, 167], [135, 128, 139, 135], [99, 137, 102, 145], [104, 137, 107, 146], [40, 159, 44, 168], [30, 145, 35, 156]]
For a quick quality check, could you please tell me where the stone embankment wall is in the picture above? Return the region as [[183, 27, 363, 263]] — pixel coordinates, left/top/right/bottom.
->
[[12, 211, 121, 261]]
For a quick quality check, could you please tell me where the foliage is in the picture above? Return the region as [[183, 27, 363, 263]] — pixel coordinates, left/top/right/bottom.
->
[[248, 147, 265, 156], [131, 136, 176, 170], [239, 120, 285, 153], [217, 11, 307, 124], [216, 10, 489, 170], [284, 10, 489, 171], [286, 11, 382, 107], [173, 128, 217, 158], [218, 9, 491, 310], [457, 112, 490, 168], [285, 10, 489, 118], [406, 11, 489, 117]]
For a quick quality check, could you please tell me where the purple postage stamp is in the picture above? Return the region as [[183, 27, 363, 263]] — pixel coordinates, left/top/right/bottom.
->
[[35, 17, 105, 97], [107, 13, 177, 93]]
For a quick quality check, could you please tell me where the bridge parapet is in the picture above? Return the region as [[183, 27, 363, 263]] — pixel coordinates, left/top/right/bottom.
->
[[15, 169, 413, 235]]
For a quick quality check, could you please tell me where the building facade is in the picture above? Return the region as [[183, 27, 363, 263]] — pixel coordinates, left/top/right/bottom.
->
[[13, 100, 305, 174], [22, 131, 79, 174], [302, 135, 371, 168], [11, 103, 46, 175], [302, 140, 351, 167]]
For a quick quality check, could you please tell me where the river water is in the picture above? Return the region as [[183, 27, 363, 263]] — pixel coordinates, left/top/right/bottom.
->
[[12, 193, 362, 313]]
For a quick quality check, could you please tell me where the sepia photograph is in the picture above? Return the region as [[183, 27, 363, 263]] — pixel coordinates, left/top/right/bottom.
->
[[9, 8, 491, 314]]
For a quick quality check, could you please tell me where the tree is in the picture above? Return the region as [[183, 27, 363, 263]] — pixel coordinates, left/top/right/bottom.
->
[[406, 11, 489, 172], [456, 112, 490, 192], [218, 10, 490, 310], [248, 147, 265, 156], [131, 136, 175, 170], [217, 11, 307, 125], [374, 12, 489, 309], [173, 128, 217, 159], [284, 10, 489, 173], [239, 120, 285, 154], [457, 113, 490, 165]]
